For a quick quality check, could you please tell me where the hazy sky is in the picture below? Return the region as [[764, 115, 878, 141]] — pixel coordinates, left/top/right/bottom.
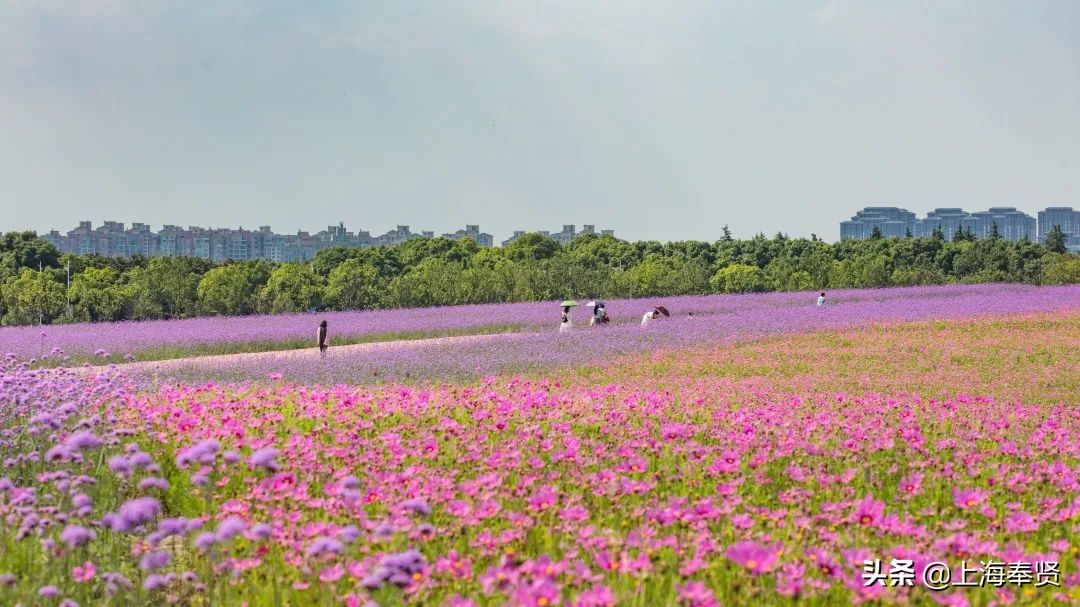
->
[[3, 1, 1079, 242]]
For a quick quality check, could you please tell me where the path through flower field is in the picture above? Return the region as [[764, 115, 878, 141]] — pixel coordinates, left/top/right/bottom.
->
[[72, 284, 1080, 386]]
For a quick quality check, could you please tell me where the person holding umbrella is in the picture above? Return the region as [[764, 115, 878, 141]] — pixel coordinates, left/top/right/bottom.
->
[[642, 305, 670, 327], [560, 300, 577, 332]]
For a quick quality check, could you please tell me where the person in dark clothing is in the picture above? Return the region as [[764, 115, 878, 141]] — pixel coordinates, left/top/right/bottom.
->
[[318, 320, 329, 355]]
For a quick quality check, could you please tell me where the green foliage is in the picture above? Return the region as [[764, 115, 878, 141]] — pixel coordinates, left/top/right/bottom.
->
[[890, 265, 947, 287], [69, 267, 125, 322], [310, 245, 358, 277], [763, 258, 813, 291], [260, 264, 325, 313], [1042, 253, 1080, 285], [1045, 224, 1068, 254], [324, 259, 381, 310], [827, 255, 890, 288], [197, 260, 273, 316], [1, 269, 66, 325], [0, 232, 60, 280], [542, 254, 613, 301], [563, 235, 640, 271], [612, 257, 710, 298], [503, 233, 559, 262], [710, 264, 764, 294], [387, 258, 467, 308], [121, 257, 211, 320], [0, 230, 1074, 325]]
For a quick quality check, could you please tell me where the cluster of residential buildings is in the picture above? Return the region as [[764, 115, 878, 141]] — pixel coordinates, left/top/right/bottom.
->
[[502, 224, 615, 246], [840, 206, 1080, 251], [38, 221, 616, 262]]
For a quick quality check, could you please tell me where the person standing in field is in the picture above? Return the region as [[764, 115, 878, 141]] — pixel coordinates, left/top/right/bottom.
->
[[817, 292, 827, 307], [560, 306, 573, 333], [318, 320, 329, 355]]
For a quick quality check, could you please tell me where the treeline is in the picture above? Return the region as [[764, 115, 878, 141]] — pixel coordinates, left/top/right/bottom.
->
[[0, 228, 1078, 325]]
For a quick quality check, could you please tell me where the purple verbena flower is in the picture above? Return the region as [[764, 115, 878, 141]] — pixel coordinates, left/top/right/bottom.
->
[[60, 524, 96, 549], [214, 517, 246, 542], [248, 447, 280, 472], [139, 550, 171, 571]]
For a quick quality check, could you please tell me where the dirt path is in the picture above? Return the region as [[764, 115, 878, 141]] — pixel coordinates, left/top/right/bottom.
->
[[74, 330, 540, 377]]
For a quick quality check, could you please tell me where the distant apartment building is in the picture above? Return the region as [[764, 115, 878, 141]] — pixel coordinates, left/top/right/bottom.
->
[[441, 224, 494, 248], [844, 206, 1064, 245], [41, 221, 549, 261], [1037, 207, 1080, 251], [548, 224, 577, 245], [917, 207, 1035, 241], [968, 207, 1036, 241], [578, 224, 615, 238], [912, 208, 977, 240], [375, 225, 434, 247], [502, 231, 546, 246], [502, 224, 616, 246], [839, 207, 916, 240], [47, 221, 96, 255]]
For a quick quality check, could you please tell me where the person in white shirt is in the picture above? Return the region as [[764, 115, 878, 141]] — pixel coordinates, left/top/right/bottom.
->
[[560, 306, 573, 332], [817, 292, 827, 306], [641, 309, 659, 327]]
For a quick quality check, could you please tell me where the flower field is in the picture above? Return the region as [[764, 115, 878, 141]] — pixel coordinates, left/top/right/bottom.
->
[[1, 287, 1079, 606], [9, 284, 1075, 368], [90, 284, 1080, 386]]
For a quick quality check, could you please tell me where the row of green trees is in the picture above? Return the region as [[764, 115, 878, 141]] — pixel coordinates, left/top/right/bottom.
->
[[1, 228, 1077, 325]]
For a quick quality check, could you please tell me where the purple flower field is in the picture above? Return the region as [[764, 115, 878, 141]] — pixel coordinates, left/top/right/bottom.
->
[[4, 284, 1074, 367], [92, 284, 1080, 385]]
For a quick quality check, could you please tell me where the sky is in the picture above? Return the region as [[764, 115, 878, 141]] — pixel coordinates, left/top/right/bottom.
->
[[2, 1, 1079, 242]]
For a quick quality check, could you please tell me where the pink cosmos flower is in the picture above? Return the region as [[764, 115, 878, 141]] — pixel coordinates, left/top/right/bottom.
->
[[725, 541, 780, 574], [898, 472, 923, 497], [435, 550, 473, 580], [952, 488, 989, 509], [572, 584, 616, 607], [318, 564, 344, 583], [676, 581, 719, 607], [806, 548, 840, 578], [775, 561, 807, 597], [1004, 511, 1038, 533], [72, 561, 96, 583], [711, 450, 741, 474], [851, 494, 885, 526], [527, 486, 558, 512], [513, 578, 561, 607], [716, 482, 739, 495], [731, 513, 754, 529], [559, 505, 589, 522]]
